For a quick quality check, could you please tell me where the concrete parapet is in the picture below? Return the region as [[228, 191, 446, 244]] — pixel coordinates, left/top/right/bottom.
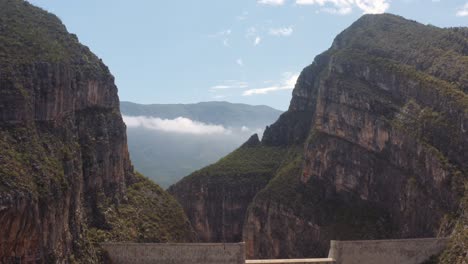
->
[[328, 237, 449, 264], [100, 242, 245, 264]]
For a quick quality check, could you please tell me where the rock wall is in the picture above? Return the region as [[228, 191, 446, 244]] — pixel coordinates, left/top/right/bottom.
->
[[244, 15, 467, 258], [172, 14, 468, 260], [0, 1, 194, 262], [169, 136, 287, 243]]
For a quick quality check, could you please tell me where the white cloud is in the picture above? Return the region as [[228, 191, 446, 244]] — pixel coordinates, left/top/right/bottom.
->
[[240, 126, 264, 135], [243, 72, 299, 96], [210, 81, 249, 90], [296, 0, 389, 14], [258, 0, 285, 5], [123, 116, 230, 135], [269, 27, 294, 36], [236, 58, 244, 66], [211, 85, 230, 89], [355, 0, 389, 14], [254, 36, 262, 45], [457, 3, 468, 16]]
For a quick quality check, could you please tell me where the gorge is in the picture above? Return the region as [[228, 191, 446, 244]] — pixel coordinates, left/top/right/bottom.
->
[[0, 0, 466, 263]]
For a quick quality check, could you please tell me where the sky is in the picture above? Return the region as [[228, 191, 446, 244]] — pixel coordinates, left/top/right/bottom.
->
[[28, 0, 468, 111]]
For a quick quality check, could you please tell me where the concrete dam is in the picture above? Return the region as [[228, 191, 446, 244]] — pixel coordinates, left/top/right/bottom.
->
[[101, 237, 448, 264]]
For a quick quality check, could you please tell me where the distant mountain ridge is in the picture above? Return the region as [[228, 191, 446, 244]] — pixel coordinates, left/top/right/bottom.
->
[[121, 101, 283, 188], [121, 101, 283, 127]]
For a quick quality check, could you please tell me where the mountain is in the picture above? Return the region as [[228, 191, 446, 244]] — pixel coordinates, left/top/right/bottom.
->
[[0, 0, 194, 262], [169, 14, 468, 263], [121, 101, 283, 128], [121, 101, 283, 188]]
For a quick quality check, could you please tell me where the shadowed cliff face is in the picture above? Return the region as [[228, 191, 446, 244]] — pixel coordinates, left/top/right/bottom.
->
[[0, 0, 194, 262], [168, 135, 288, 243], [171, 14, 468, 260]]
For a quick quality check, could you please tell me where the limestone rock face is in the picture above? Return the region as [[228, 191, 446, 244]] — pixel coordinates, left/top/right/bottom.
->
[[0, 1, 194, 262], [168, 142, 287, 243], [169, 174, 267, 242], [171, 14, 468, 260]]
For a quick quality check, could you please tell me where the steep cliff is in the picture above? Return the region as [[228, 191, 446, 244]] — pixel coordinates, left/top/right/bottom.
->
[[169, 134, 288, 242], [171, 14, 468, 260], [0, 0, 194, 263]]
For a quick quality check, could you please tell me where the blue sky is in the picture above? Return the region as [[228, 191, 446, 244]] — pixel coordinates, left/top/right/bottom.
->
[[28, 0, 468, 110]]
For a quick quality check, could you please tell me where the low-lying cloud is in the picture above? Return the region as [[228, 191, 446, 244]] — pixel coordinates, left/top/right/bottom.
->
[[123, 116, 230, 135], [241, 126, 264, 135]]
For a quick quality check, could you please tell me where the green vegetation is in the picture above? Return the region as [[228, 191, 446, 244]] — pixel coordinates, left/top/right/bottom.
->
[[391, 100, 463, 163], [0, 123, 69, 199], [253, 133, 392, 240], [333, 48, 467, 180], [438, 184, 468, 264], [253, 146, 304, 204], [177, 144, 288, 187], [88, 173, 194, 243], [333, 48, 468, 113], [335, 14, 468, 91], [0, 0, 107, 75]]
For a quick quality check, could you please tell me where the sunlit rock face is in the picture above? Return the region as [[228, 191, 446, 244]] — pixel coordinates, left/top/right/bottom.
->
[[172, 14, 468, 259]]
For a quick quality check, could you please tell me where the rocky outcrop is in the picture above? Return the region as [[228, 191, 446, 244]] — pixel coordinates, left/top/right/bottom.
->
[[172, 14, 468, 260], [0, 1, 194, 263], [169, 142, 287, 242]]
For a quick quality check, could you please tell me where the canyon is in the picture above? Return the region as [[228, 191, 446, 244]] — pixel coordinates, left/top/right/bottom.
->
[[0, 1, 466, 263]]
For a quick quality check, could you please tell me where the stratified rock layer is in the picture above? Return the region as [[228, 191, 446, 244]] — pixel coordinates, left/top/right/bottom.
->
[[0, 1, 194, 262], [170, 14, 468, 261]]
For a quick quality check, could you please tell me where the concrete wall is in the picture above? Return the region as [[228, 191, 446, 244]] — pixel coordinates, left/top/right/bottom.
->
[[100, 243, 245, 264], [328, 238, 449, 264]]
